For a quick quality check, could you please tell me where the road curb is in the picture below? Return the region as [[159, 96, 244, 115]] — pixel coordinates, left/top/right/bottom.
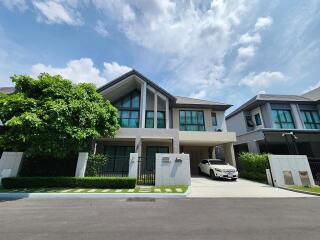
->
[[279, 186, 320, 196], [0, 187, 191, 199]]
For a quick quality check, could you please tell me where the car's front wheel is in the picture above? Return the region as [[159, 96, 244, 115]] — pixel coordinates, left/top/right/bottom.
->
[[210, 170, 216, 180]]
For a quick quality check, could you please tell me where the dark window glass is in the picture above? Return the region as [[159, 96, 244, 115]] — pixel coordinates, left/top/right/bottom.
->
[[157, 111, 166, 128], [179, 110, 205, 131], [145, 111, 154, 128], [300, 110, 320, 129], [246, 116, 254, 127], [272, 109, 295, 129], [254, 113, 262, 126], [115, 91, 140, 128], [211, 112, 217, 126]]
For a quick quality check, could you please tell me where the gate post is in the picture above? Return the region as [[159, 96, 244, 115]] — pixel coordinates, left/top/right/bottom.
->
[[128, 153, 138, 178]]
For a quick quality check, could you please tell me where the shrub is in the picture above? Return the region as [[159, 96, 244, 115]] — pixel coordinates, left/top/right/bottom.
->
[[85, 154, 108, 176], [1, 177, 136, 189], [238, 152, 269, 183]]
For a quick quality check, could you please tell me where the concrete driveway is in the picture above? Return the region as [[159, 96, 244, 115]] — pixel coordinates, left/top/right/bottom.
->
[[189, 177, 315, 198]]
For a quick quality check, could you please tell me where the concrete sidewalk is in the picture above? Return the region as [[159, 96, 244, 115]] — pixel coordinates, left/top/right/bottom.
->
[[189, 177, 316, 198]]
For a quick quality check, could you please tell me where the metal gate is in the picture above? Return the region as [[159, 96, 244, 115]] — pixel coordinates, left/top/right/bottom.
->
[[308, 158, 320, 185], [97, 156, 129, 177], [137, 157, 155, 185]]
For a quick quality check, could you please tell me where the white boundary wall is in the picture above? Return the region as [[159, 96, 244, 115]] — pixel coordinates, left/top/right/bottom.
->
[[75, 152, 88, 177], [0, 152, 23, 185], [128, 153, 138, 178], [155, 153, 191, 186], [268, 155, 315, 187]]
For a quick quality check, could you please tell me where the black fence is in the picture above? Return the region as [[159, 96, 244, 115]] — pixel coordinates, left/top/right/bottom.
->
[[137, 157, 155, 185], [308, 158, 320, 185], [96, 156, 129, 177]]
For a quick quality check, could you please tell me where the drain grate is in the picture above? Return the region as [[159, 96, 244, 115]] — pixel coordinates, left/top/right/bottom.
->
[[126, 198, 156, 202]]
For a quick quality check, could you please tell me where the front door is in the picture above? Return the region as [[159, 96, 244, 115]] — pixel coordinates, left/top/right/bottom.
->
[[146, 146, 169, 171]]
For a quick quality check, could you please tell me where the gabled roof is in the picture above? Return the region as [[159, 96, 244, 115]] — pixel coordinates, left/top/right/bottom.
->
[[302, 86, 320, 101], [0, 87, 15, 94], [174, 96, 232, 110], [97, 69, 176, 101], [226, 93, 316, 119]]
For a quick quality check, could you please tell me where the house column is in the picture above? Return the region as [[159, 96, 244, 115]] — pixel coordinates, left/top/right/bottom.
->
[[223, 143, 236, 167], [291, 104, 303, 129], [248, 141, 260, 153], [140, 82, 147, 128], [154, 93, 158, 128], [166, 98, 169, 129], [211, 147, 216, 159]]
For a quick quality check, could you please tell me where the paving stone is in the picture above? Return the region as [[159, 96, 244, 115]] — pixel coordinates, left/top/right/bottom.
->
[[101, 189, 110, 193], [154, 188, 161, 193], [165, 188, 172, 193], [115, 189, 122, 193], [61, 189, 72, 193], [176, 188, 183, 193], [74, 189, 84, 193], [127, 189, 135, 192], [88, 189, 97, 193]]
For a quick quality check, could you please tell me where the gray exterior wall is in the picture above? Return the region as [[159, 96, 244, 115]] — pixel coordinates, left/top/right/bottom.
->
[[225, 111, 247, 136]]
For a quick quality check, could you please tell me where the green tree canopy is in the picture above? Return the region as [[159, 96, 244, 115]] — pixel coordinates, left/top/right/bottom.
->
[[0, 73, 119, 158]]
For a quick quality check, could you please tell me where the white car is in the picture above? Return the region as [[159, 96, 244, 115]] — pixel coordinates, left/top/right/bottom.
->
[[198, 159, 238, 180]]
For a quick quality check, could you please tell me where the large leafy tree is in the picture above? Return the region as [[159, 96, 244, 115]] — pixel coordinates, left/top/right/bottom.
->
[[0, 73, 119, 158]]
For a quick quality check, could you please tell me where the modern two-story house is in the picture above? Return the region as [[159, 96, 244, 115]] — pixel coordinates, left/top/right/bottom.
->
[[95, 70, 236, 178], [226, 90, 320, 160]]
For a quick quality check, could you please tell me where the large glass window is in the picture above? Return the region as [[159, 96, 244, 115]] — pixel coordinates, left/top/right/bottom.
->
[[254, 113, 262, 126], [115, 91, 140, 128], [272, 109, 295, 129], [300, 110, 320, 129], [145, 111, 166, 128], [179, 110, 205, 131]]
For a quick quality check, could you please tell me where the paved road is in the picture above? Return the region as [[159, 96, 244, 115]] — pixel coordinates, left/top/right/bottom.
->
[[190, 177, 314, 197], [1, 198, 320, 240]]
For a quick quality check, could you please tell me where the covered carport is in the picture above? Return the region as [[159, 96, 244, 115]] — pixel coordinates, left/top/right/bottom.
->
[[179, 131, 237, 176]]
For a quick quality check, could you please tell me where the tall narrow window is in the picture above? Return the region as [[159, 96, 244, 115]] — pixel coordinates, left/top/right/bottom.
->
[[272, 109, 295, 129], [157, 111, 166, 128], [179, 110, 205, 131], [211, 112, 217, 126], [115, 91, 140, 128], [254, 113, 262, 126], [246, 116, 254, 127], [300, 110, 320, 129], [145, 111, 154, 128]]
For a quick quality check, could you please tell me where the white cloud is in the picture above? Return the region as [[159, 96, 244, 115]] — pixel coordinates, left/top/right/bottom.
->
[[240, 71, 287, 90], [32, 0, 83, 26], [0, 0, 27, 11], [237, 46, 256, 59], [239, 32, 261, 44], [31, 58, 131, 87], [103, 62, 131, 81], [95, 20, 109, 37], [254, 16, 273, 31]]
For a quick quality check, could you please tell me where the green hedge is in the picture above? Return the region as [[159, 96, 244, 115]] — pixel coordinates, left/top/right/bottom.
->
[[1, 177, 136, 189], [238, 152, 269, 183]]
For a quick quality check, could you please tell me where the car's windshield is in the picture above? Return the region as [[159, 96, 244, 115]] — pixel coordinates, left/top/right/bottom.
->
[[209, 160, 226, 165]]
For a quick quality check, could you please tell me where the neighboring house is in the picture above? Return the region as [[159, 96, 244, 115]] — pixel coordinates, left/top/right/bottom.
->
[[226, 89, 320, 160], [96, 70, 236, 177]]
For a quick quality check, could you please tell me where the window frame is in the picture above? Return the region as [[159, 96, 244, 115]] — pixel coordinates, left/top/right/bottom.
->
[[300, 110, 320, 129], [272, 109, 295, 129], [245, 115, 254, 127], [211, 112, 217, 126], [254, 113, 262, 126], [179, 110, 205, 131]]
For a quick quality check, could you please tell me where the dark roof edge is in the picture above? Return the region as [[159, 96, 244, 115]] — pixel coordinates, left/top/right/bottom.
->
[[173, 103, 232, 111], [97, 69, 176, 101]]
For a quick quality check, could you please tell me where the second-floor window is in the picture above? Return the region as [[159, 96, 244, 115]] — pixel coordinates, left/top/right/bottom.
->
[[300, 110, 320, 129], [211, 112, 217, 126], [180, 110, 205, 131], [272, 109, 295, 129], [145, 111, 166, 128], [115, 91, 140, 128], [254, 113, 262, 126]]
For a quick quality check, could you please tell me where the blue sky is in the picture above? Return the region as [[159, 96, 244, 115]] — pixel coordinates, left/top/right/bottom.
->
[[1, 0, 320, 112]]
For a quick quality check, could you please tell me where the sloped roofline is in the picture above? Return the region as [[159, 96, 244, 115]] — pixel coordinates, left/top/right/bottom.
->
[[97, 69, 176, 101]]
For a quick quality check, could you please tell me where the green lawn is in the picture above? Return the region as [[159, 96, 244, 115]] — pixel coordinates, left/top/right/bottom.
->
[[0, 185, 188, 194], [289, 186, 320, 194]]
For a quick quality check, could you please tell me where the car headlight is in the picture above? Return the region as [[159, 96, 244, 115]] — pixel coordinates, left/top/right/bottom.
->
[[214, 168, 222, 172]]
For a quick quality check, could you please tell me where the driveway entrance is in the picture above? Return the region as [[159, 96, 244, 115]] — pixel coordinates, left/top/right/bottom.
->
[[189, 177, 314, 198]]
